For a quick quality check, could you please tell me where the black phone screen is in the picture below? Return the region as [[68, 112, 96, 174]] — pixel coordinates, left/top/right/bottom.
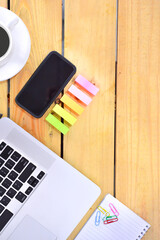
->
[[16, 51, 76, 118]]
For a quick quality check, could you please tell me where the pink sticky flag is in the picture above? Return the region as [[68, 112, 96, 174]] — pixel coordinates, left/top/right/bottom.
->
[[68, 85, 92, 105], [75, 75, 99, 96]]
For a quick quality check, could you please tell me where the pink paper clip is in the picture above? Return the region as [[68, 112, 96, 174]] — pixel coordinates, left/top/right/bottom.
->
[[103, 216, 118, 225], [75, 75, 99, 96], [109, 203, 119, 216]]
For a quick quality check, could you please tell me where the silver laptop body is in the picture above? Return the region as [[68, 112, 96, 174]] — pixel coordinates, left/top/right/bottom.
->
[[0, 117, 101, 240]]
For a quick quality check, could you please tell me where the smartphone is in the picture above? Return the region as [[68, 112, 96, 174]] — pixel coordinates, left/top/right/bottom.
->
[[15, 51, 76, 118]]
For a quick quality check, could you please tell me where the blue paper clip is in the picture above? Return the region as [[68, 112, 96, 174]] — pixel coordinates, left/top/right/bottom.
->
[[95, 211, 101, 226]]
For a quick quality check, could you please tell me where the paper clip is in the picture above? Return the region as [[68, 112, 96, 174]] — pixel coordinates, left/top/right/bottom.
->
[[102, 215, 117, 221], [103, 216, 118, 225], [109, 203, 119, 216], [97, 206, 110, 216], [95, 211, 101, 226]]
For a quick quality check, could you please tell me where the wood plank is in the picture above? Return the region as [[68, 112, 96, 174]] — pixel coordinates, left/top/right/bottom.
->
[[65, 1, 116, 239], [10, 0, 62, 155], [0, 0, 8, 117], [116, 0, 160, 239], [1, 0, 7, 7]]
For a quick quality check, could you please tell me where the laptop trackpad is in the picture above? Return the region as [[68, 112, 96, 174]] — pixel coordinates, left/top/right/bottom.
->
[[8, 215, 57, 240]]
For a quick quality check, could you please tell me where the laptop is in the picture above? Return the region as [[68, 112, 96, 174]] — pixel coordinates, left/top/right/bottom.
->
[[0, 117, 101, 240]]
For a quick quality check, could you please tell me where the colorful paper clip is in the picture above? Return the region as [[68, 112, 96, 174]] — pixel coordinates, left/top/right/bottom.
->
[[103, 216, 118, 225], [109, 203, 119, 216], [102, 215, 117, 221], [95, 211, 101, 226], [97, 206, 110, 216]]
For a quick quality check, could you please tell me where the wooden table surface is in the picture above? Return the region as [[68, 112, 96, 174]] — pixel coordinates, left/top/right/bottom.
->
[[0, 0, 159, 239]]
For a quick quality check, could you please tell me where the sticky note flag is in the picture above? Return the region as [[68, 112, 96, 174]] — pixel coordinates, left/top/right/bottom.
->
[[61, 94, 84, 115], [68, 85, 92, 105], [75, 75, 99, 95], [46, 113, 69, 135], [52, 104, 77, 125]]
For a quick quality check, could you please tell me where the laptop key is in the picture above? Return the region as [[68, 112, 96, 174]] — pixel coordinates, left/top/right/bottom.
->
[[15, 192, 27, 203], [6, 188, 17, 198], [27, 176, 35, 185], [31, 179, 39, 187], [0, 142, 46, 233], [0, 142, 6, 151], [8, 171, 18, 181], [2, 178, 12, 189], [0, 186, 6, 197], [10, 151, 21, 162], [14, 157, 29, 173], [0, 209, 13, 232], [5, 159, 15, 169], [37, 171, 45, 180], [0, 146, 13, 160], [0, 158, 4, 167], [28, 176, 39, 187], [0, 204, 4, 214], [25, 186, 33, 195], [1, 196, 11, 206], [12, 180, 23, 191], [0, 176, 3, 183], [0, 167, 9, 177], [19, 163, 36, 183]]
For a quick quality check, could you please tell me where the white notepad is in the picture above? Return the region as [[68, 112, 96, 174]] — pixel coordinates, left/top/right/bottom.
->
[[75, 194, 150, 240]]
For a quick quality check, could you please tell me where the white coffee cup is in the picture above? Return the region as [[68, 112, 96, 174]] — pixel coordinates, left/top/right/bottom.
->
[[0, 17, 19, 67]]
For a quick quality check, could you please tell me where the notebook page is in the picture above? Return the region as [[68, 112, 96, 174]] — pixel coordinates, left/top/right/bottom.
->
[[75, 194, 150, 240]]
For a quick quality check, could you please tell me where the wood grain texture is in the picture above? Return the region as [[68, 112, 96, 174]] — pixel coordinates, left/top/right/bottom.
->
[[0, 0, 8, 117], [116, 0, 160, 239], [10, 0, 62, 155], [64, 1, 116, 239], [1, 0, 7, 7]]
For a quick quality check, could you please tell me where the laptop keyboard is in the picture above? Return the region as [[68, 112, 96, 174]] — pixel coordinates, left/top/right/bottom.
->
[[0, 141, 46, 233]]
